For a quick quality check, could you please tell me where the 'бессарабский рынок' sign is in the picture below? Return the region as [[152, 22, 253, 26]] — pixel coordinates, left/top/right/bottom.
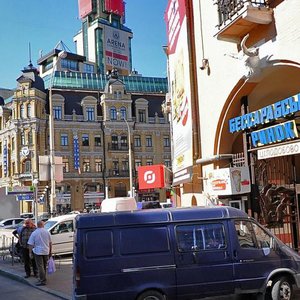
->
[[229, 93, 300, 147]]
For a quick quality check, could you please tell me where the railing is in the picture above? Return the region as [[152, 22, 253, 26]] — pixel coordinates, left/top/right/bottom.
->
[[107, 170, 130, 177], [107, 143, 129, 151], [216, 0, 269, 29]]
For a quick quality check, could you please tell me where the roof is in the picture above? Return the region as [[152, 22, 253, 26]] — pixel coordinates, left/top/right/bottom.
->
[[76, 206, 248, 229]]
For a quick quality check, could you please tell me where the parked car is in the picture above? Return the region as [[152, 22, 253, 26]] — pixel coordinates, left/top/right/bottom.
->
[[44, 214, 77, 255], [73, 206, 300, 300], [0, 218, 24, 229]]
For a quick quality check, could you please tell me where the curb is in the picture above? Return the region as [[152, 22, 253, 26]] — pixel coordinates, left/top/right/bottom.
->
[[0, 268, 71, 300]]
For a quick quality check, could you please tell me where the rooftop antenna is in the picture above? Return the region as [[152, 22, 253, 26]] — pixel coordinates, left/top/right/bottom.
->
[[28, 42, 33, 68]]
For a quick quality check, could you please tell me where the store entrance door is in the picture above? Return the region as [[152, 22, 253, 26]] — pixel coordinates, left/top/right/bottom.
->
[[253, 155, 300, 251]]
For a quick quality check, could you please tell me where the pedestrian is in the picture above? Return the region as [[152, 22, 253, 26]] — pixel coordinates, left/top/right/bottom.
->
[[18, 218, 38, 278], [28, 220, 52, 286]]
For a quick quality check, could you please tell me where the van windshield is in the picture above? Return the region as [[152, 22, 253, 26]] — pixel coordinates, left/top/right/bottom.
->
[[44, 220, 57, 230]]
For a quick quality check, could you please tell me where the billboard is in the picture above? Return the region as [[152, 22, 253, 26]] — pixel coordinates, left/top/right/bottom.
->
[[165, 0, 193, 185], [104, 25, 130, 74], [205, 167, 251, 196], [104, 0, 125, 17], [78, 0, 93, 19], [138, 165, 172, 190]]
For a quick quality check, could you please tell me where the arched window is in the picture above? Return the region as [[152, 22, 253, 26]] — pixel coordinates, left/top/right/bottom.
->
[[27, 104, 31, 118], [120, 107, 126, 120], [20, 104, 25, 118], [110, 106, 117, 120]]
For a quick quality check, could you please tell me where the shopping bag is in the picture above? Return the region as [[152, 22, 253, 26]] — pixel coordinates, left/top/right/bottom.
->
[[47, 257, 56, 274]]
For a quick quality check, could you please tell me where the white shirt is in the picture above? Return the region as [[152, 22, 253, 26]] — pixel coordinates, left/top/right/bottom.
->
[[28, 227, 51, 255]]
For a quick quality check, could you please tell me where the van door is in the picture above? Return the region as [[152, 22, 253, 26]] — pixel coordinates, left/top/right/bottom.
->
[[50, 219, 74, 254], [232, 219, 282, 292], [174, 221, 234, 299]]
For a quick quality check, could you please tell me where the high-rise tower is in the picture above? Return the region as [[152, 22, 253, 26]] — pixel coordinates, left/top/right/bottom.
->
[[74, 0, 132, 75]]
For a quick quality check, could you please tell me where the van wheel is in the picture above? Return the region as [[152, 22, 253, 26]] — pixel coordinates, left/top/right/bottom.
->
[[137, 290, 165, 300], [271, 277, 293, 300]]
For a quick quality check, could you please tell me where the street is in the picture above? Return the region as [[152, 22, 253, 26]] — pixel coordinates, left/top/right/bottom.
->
[[0, 273, 63, 300]]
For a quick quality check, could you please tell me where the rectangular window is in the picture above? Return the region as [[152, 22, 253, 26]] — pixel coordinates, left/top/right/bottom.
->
[[120, 136, 128, 148], [146, 135, 152, 147], [122, 160, 129, 171], [86, 107, 95, 121], [53, 106, 62, 120], [176, 223, 226, 252], [94, 136, 101, 146], [163, 137, 170, 147], [63, 158, 69, 173], [85, 230, 113, 258], [83, 159, 90, 172], [61, 59, 79, 71], [146, 160, 153, 166], [138, 109, 146, 122], [61, 134, 68, 146], [164, 160, 171, 168], [83, 63, 94, 73], [82, 134, 89, 146], [120, 227, 170, 255], [95, 159, 102, 172], [134, 136, 141, 147], [135, 160, 142, 171]]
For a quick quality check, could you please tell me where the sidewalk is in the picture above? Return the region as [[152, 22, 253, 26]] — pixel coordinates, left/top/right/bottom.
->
[[0, 255, 72, 300]]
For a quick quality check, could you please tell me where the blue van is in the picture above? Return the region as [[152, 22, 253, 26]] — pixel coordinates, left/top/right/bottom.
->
[[73, 206, 300, 300]]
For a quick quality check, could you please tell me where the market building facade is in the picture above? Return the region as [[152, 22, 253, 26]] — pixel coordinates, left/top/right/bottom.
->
[[166, 0, 300, 249]]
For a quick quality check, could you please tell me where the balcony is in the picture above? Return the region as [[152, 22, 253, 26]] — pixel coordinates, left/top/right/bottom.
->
[[107, 170, 130, 178], [215, 0, 273, 42], [107, 143, 129, 151]]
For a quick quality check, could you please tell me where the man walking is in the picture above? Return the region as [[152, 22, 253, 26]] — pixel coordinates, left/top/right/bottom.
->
[[18, 218, 37, 278], [28, 220, 52, 286]]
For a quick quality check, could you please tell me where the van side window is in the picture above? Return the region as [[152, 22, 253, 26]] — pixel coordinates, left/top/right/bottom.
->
[[85, 230, 113, 258], [235, 220, 256, 248], [120, 227, 170, 255], [176, 223, 226, 252]]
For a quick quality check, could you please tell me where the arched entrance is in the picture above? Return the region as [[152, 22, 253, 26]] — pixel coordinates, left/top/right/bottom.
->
[[215, 63, 300, 250]]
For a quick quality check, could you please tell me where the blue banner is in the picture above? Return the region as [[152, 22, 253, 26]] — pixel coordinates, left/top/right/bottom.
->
[[73, 135, 80, 170]]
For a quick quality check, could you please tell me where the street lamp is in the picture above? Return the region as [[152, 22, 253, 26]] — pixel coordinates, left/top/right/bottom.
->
[[33, 178, 39, 226], [119, 114, 133, 197], [49, 50, 67, 216]]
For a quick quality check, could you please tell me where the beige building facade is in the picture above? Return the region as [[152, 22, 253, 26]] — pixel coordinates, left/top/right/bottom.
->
[[166, 0, 300, 249]]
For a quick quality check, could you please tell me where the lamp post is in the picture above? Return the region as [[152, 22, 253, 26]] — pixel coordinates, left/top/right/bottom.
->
[[49, 50, 67, 216], [122, 116, 133, 197], [33, 178, 39, 226]]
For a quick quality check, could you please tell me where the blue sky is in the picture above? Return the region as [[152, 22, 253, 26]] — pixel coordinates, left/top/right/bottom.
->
[[0, 0, 168, 89]]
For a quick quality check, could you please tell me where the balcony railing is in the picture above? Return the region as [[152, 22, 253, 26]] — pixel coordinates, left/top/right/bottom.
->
[[215, 0, 273, 41], [107, 143, 129, 151], [107, 170, 130, 177], [216, 0, 268, 28]]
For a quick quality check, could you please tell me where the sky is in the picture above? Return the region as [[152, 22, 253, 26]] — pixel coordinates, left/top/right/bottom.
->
[[0, 0, 168, 89]]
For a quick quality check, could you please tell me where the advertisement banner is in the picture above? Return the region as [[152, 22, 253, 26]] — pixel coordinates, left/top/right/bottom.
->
[[206, 167, 251, 196], [104, 0, 125, 17], [78, 0, 93, 19], [165, 0, 193, 184], [104, 26, 130, 74], [138, 165, 171, 190]]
